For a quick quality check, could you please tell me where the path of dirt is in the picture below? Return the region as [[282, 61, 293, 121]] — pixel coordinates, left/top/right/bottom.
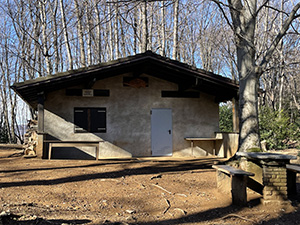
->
[[0, 149, 299, 225]]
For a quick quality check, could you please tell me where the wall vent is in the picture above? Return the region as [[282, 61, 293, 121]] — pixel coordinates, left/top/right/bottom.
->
[[82, 89, 94, 97]]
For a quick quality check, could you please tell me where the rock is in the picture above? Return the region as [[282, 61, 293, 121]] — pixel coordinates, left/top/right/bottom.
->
[[125, 209, 136, 214], [0, 211, 10, 217], [125, 215, 136, 221], [150, 174, 162, 180]]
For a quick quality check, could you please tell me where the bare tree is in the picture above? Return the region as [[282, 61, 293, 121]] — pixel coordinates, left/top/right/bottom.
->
[[172, 0, 179, 59], [39, 0, 52, 75], [49, 0, 60, 73], [159, 1, 166, 56], [59, 0, 73, 70], [114, 1, 120, 59], [142, 1, 148, 52], [213, 0, 300, 152], [74, 0, 86, 67]]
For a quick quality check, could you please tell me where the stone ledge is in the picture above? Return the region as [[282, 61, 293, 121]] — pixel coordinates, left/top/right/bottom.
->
[[237, 152, 297, 160]]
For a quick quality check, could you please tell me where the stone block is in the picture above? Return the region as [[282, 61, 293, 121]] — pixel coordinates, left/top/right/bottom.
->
[[262, 199, 291, 206], [273, 182, 287, 187], [263, 190, 272, 196], [279, 187, 288, 191], [264, 186, 275, 191]]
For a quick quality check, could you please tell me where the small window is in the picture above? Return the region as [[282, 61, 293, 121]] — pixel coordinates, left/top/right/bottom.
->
[[74, 107, 106, 133]]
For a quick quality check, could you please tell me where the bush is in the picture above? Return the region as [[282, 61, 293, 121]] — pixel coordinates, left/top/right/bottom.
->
[[219, 104, 233, 132], [0, 125, 9, 143], [259, 106, 300, 150]]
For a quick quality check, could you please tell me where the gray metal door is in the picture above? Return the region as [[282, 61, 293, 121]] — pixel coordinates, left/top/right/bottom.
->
[[151, 109, 172, 156]]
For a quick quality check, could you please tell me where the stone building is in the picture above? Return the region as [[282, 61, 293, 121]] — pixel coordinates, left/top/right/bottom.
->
[[12, 51, 238, 159]]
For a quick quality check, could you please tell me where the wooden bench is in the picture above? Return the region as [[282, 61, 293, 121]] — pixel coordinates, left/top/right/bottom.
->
[[46, 141, 101, 160], [212, 165, 255, 206], [185, 137, 223, 156], [287, 164, 300, 195]]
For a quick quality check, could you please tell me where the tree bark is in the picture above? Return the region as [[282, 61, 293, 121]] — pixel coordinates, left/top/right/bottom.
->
[[142, 1, 148, 52], [159, 1, 165, 56], [228, 0, 260, 152], [108, 2, 114, 60], [85, 1, 93, 66], [172, 0, 179, 60], [114, 1, 120, 59], [278, 0, 285, 114], [133, 5, 138, 54], [39, 1, 52, 75], [94, 0, 102, 63], [74, 0, 86, 67], [49, 0, 59, 73], [59, 0, 73, 70]]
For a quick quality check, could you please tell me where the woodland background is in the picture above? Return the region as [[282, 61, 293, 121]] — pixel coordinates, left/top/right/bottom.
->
[[0, 0, 300, 150]]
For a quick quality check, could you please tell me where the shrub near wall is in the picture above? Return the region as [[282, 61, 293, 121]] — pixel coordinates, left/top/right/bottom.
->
[[0, 115, 9, 143], [219, 104, 233, 132], [259, 106, 300, 150], [0, 125, 9, 143]]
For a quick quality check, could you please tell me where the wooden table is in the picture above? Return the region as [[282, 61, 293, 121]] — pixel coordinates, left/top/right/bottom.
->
[[184, 137, 223, 156], [45, 140, 102, 160]]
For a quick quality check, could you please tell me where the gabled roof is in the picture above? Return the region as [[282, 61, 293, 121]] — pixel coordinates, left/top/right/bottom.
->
[[11, 51, 238, 108]]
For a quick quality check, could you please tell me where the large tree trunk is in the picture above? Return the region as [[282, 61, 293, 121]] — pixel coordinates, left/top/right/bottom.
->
[[229, 0, 260, 152], [238, 67, 260, 152]]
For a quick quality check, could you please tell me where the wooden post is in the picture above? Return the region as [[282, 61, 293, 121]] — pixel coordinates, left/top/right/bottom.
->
[[231, 175, 248, 206], [36, 93, 45, 158], [232, 97, 239, 132], [37, 93, 44, 133]]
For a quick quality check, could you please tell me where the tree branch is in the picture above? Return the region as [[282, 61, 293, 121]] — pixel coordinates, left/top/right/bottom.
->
[[255, 0, 270, 16], [258, 2, 300, 75], [212, 0, 234, 32], [106, 0, 171, 3]]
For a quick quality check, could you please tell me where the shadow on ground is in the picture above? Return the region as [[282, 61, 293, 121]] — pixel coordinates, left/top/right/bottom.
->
[[0, 158, 218, 188], [102, 198, 262, 224], [1, 217, 91, 225]]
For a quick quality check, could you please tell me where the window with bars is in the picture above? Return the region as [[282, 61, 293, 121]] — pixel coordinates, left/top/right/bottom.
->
[[74, 107, 106, 133]]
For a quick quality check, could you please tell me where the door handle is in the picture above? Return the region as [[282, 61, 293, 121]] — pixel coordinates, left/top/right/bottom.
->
[[168, 130, 171, 134]]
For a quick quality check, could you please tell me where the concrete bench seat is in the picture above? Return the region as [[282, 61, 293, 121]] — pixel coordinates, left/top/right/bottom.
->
[[185, 137, 223, 156], [212, 165, 254, 206], [287, 164, 300, 195], [45, 140, 101, 160]]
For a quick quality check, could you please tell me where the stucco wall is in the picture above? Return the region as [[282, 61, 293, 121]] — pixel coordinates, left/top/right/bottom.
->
[[44, 74, 220, 159]]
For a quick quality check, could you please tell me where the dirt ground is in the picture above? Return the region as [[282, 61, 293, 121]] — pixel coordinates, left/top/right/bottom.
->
[[0, 149, 300, 225]]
